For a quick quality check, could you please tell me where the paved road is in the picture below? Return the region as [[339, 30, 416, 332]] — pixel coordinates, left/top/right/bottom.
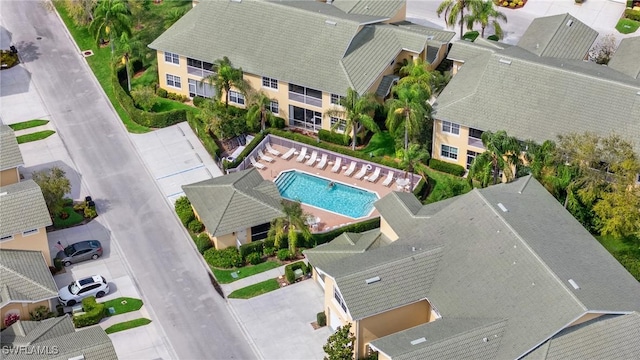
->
[[0, 2, 255, 359]]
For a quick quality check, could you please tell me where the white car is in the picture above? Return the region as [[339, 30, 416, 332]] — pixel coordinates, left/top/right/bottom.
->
[[58, 275, 110, 306]]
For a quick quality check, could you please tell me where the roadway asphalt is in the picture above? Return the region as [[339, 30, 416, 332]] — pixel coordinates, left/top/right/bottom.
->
[[0, 1, 255, 359]]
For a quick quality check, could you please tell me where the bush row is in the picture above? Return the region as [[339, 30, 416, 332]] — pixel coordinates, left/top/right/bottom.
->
[[285, 261, 310, 284], [239, 241, 264, 260], [186, 111, 221, 157], [318, 129, 351, 146], [112, 67, 187, 128], [311, 217, 381, 247], [625, 9, 640, 21], [224, 132, 266, 169], [193, 233, 213, 254], [72, 297, 105, 328], [174, 196, 195, 227], [204, 247, 243, 268], [428, 158, 466, 177]]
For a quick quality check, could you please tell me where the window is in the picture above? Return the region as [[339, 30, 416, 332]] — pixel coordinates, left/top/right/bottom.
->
[[469, 128, 483, 139], [330, 117, 346, 132], [270, 100, 279, 114], [330, 93, 345, 105], [466, 150, 478, 170], [441, 144, 458, 160], [22, 229, 39, 236], [333, 287, 347, 313], [188, 79, 215, 98], [166, 74, 181, 89], [289, 105, 322, 131], [229, 90, 245, 105], [262, 77, 278, 89], [164, 51, 179, 65], [442, 121, 460, 135], [0, 235, 14, 241]]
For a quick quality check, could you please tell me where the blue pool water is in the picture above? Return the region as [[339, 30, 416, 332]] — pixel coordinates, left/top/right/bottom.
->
[[275, 170, 378, 218]]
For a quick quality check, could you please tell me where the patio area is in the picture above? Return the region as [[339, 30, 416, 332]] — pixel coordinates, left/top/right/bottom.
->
[[239, 135, 419, 232]]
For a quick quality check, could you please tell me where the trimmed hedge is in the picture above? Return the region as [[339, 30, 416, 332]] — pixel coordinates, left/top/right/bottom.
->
[[204, 247, 243, 268], [174, 196, 195, 227], [487, 35, 499, 41], [186, 111, 221, 157], [277, 249, 292, 261], [269, 116, 286, 129], [224, 132, 267, 169], [112, 67, 187, 128], [317, 311, 326, 326], [462, 31, 479, 41], [72, 297, 106, 328], [193, 233, 213, 254], [625, 9, 640, 21], [428, 159, 466, 177], [318, 129, 351, 146], [285, 261, 309, 284], [239, 241, 265, 260], [188, 219, 204, 233], [308, 217, 381, 247], [246, 252, 263, 265]]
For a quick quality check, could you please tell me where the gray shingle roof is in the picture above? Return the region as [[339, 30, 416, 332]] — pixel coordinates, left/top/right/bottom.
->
[[332, 0, 405, 18], [523, 313, 640, 360], [608, 36, 640, 79], [0, 249, 58, 307], [182, 168, 284, 236], [390, 21, 456, 43], [517, 13, 597, 59], [0, 125, 24, 171], [446, 38, 511, 63], [0, 180, 52, 236], [434, 46, 640, 154], [310, 176, 640, 359], [0, 316, 117, 360]]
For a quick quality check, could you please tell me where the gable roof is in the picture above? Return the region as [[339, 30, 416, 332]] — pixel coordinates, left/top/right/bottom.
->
[[0, 125, 24, 172], [607, 36, 640, 79], [446, 38, 511, 63], [182, 168, 284, 236], [310, 176, 640, 359], [435, 45, 640, 154], [0, 180, 52, 236], [304, 229, 391, 270], [0, 249, 58, 307], [517, 13, 597, 60], [331, 0, 405, 18], [0, 316, 116, 360]]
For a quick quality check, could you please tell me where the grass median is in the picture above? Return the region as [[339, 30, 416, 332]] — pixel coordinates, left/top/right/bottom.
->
[[228, 278, 280, 299], [16, 130, 55, 144], [8, 119, 49, 131], [211, 261, 280, 284], [105, 318, 152, 334]]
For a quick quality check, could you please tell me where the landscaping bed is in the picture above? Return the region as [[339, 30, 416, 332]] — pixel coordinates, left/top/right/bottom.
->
[[105, 318, 152, 334], [8, 119, 49, 131], [16, 130, 55, 144]]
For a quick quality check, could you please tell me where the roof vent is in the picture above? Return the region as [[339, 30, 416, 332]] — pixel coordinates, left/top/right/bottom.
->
[[410, 337, 427, 345], [365, 276, 381, 284], [0, 192, 7, 196], [325, 20, 337, 26], [566, 20, 573, 27], [68, 356, 85, 360], [498, 58, 511, 65], [497, 203, 508, 212], [230, 0, 241, 2], [483, 337, 488, 342], [412, 246, 416, 252], [568, 279, 580, 289], [636, 91, 640, 96]]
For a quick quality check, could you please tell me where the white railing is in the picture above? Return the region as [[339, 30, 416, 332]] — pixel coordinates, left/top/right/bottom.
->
[[288, 92, 322, 107]]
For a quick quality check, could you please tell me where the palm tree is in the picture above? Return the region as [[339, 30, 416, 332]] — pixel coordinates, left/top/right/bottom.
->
[[246, 91, 274, 132], [325, 88, 380, 151], [116, 32, 142, 92], [397, 143, 430, 190], [437, 0, 470, 39], [267, 200, 312, 255], [396, 58, 434, 99], [89, 0, 132, 54], [464, 0, 507, 39], [203, 56, 247, 108], [386, 82, 431, 156], [468, 130, 521, 187]]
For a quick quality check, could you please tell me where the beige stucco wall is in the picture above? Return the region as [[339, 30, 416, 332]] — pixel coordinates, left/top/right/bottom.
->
[[0, 168, 20, 186], [377, 351, 392, 360], [432, 118, 478, 169], [156, 51, 191, 97], [385, 2, 407, 24], [379, 216, 399, 242], [1, 299, 53, 329], [323, 276, 354, 329], [212, 233, 236, 250], [0, 229, 51, 266], [569, 313, 604, 327], [357, 300, 432, 357]]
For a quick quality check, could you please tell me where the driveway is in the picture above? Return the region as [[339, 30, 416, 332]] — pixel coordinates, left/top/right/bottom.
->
[[228, 280, 331, 360]]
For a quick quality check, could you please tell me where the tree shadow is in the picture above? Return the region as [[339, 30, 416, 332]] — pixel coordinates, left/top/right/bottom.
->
[[15, 40, 41, 63]]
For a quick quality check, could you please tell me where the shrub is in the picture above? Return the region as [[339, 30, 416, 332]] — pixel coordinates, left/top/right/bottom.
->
[[285, 265, 295, 283], [29, 306, 54, 321], [263, 247, 276, 257], [131, 86, 158, 112], [186, 112, 221, 157], [269, 116, 286, 129], [156, 87, 168, 98], [174, 196, 195, 227], [240, 241, 264, 260], [4, 313, 19, 328], [72, 297, 106, 328], [73, 202, 86, 211], [53, 257, 63, 271], [487, 34, 499, 41], [317, 311, 327, 327], [204, 247, 243, 268], [246, 252, 263, 265], [0, 50, 19, 69], [167, 92, 188, 102], [193, 233, 213, 254], [625, 9, 640, 21], [84, 206, 97, 219], [284, 261, 307, 283], [306, 217, 381, 248], [188, 219, 204, 233], [318, 129, 351, 146], [192, 96, 207, 108], [277, 249, 291, 261], [428, 159, 466, 177], [462, 31, 479, 41]]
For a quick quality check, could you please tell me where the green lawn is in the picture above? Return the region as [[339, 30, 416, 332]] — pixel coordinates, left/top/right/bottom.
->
[[16, 130, 55, 144], [130, 66, 159, 89], [53, 207, 84, 228], [596, 235, 638, 253], [616, 18, 640, 34], [101, 297, 143, 316], [212, 261, 280, 284], [360, 131, 396, 157], [53, 2, 149, 134], [104, 318, 151, 334], [152, 98, 197, 113], [8, 119, 49, 131], [228, 278, 280, 299]]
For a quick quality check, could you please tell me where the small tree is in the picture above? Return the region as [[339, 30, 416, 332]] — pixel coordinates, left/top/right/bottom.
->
[[131, 86, 158, 111], [588, 34, 617, 65], [32, 167, 71, 217], [267, 200, 312, 255], [323, 323, 356, 360]]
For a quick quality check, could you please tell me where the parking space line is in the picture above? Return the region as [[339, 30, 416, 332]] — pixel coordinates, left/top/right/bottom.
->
[[155, 164, 205, 180]]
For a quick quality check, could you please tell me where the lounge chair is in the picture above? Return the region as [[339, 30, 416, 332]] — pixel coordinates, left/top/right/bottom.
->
[[382, 171, 394, 187], [281, 147, 296, 160], [316, 154, 328, 169], [353, 164, 369, 180], [266, 143, 281, 157], [258, 149, 274, 163], [296, 147, 308, 162], [305, 151, 318, 166], [331, 157, 342, 173], [367, 167, 381, 183], [344, 161, 357, 176], [250, 156, 266, 170]]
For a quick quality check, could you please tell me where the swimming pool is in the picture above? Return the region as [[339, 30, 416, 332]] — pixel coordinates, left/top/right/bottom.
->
[[275, 170, 378, 219]]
